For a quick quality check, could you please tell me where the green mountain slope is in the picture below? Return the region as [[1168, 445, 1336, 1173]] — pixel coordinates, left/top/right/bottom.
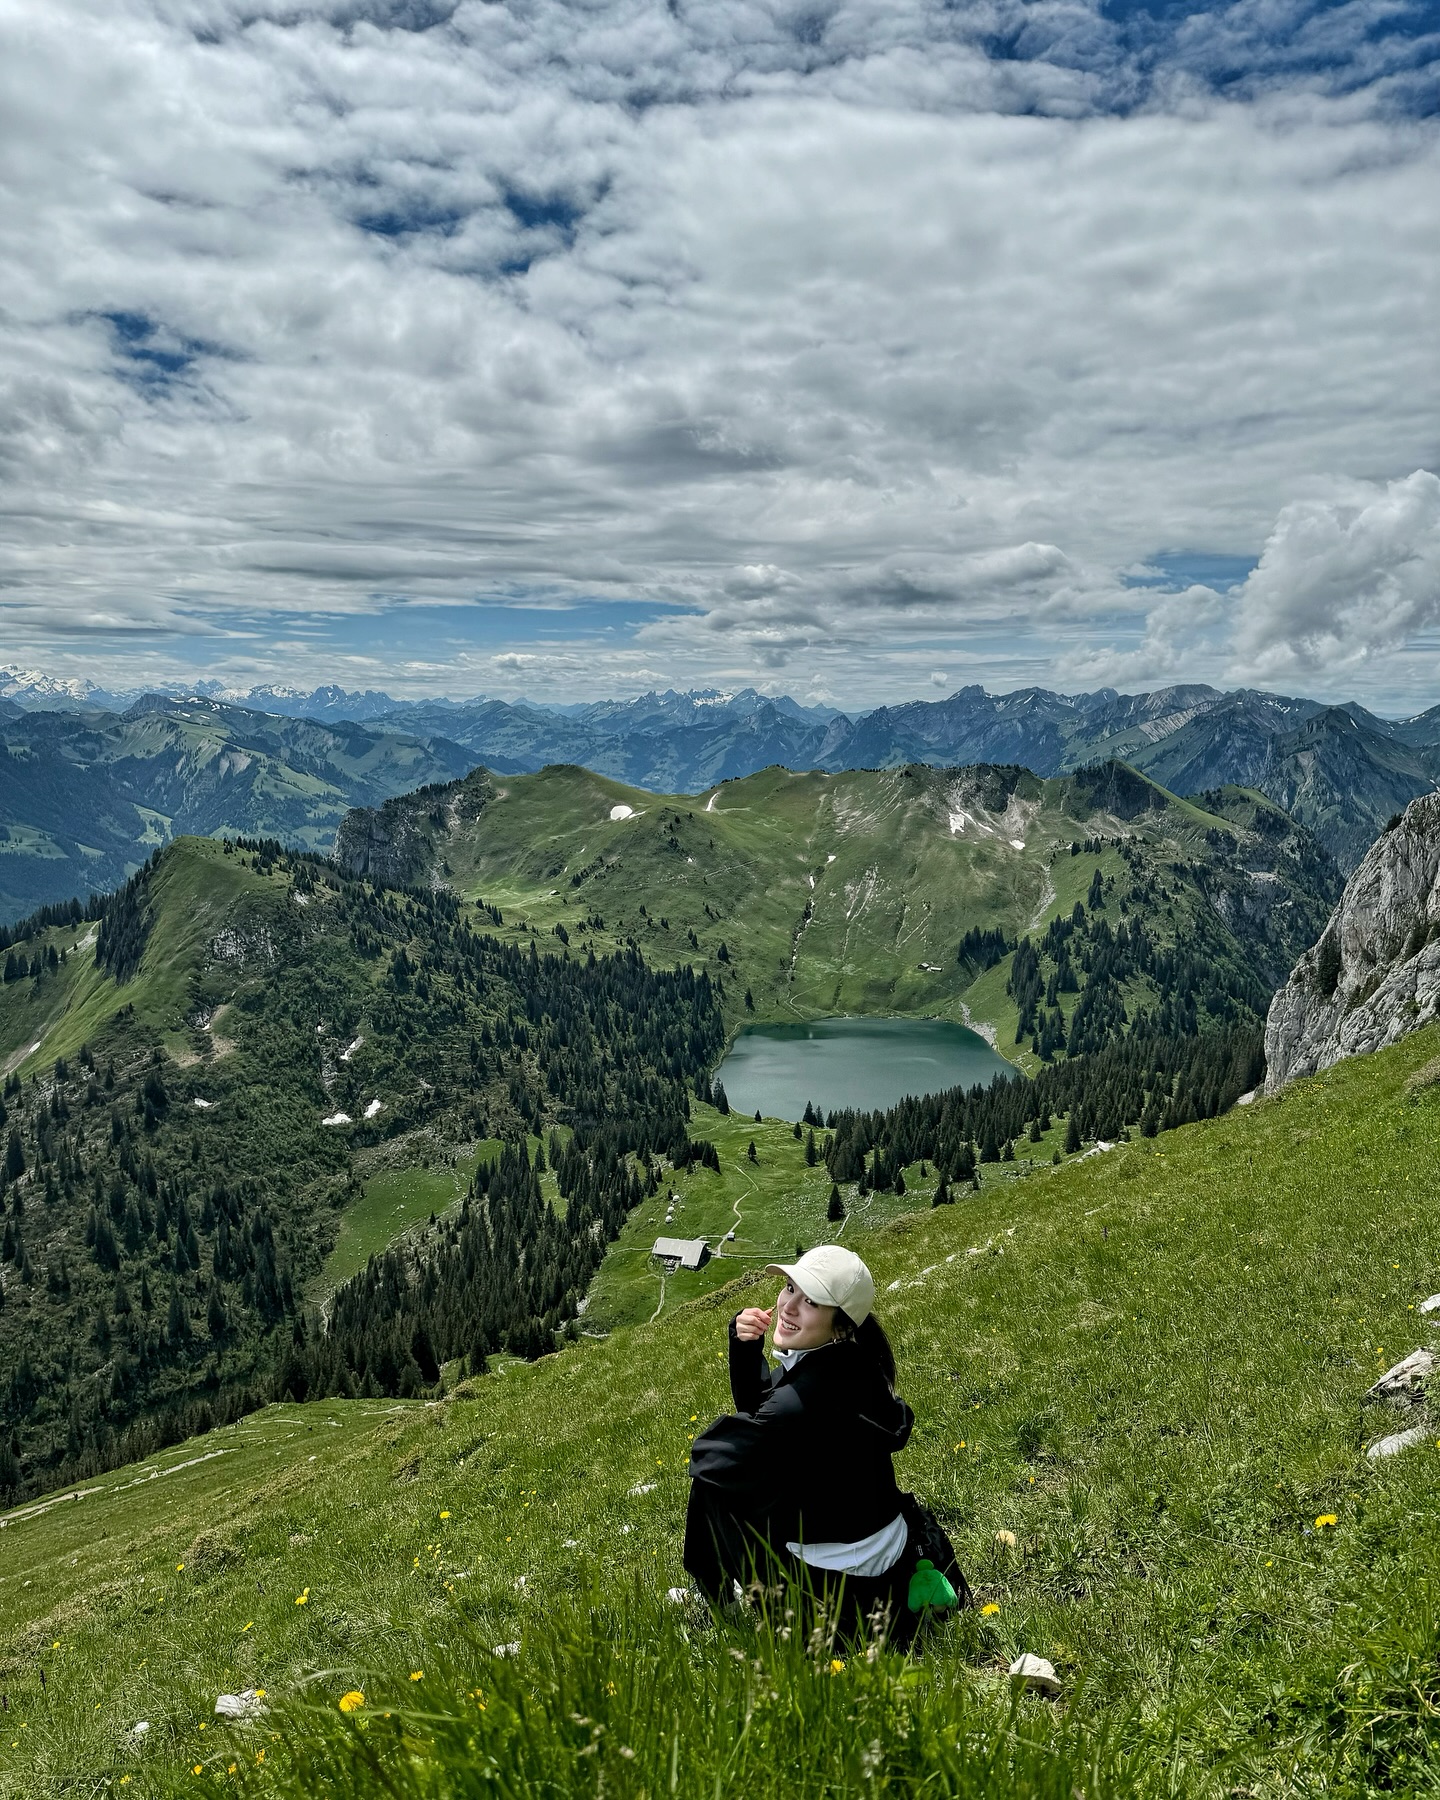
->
[[6, 1028, 1440, 1794], [0, 700, 476, 925], [337, 760, 1339, 1060], [0, 837, 722, 1498]]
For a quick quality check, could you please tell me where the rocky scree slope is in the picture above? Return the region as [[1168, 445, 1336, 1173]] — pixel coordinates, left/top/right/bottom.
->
[[1267, 791, 1440, 1092]]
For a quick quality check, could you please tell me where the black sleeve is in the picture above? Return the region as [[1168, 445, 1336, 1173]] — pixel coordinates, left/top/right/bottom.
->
[[728, 1314, 773, 1416], [688, 1377, 805, 1512]]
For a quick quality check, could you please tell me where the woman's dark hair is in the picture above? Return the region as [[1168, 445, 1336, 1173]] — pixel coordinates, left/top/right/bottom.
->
[[832, 1311, 897, 1394]]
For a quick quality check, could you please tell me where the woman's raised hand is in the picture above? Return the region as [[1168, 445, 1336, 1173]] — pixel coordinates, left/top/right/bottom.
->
[[735, 1306, 773, 1342]]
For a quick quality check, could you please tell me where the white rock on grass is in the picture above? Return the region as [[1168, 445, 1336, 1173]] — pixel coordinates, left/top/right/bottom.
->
[[363, 1098, 383, 1119], [1367, 1424, 1433, 1460], [128, 1721, 150, 1739], [1364, 1348, 1436, 1402], [214, 1690, 266, 1720], [321, 1111, 352, 1127], [493, 1642, 521, 1658], [1008, 1653, 1061, 1696], [1419, 1295, 1440, 1315], [629, 1481, 657, 1496]]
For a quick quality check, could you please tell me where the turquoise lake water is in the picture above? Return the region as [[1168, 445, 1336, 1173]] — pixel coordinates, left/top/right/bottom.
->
[[714, 1017, 1012, 1121]]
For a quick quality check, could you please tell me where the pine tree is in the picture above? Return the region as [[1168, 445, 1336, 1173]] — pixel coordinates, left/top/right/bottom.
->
[[1064, 1113, 1081, 1154], [0, 1436, 19, 1499], [805, 1128, 818, 1167], [932, 1179, 952, 1207], [827, 1184, 845, 1222]]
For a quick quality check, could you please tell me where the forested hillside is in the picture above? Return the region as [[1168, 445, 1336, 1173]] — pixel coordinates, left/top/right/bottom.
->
[[0, 838, 723, 1501], [0, 697, 474, 924]]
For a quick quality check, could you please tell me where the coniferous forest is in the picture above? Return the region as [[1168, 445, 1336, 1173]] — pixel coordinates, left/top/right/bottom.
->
[[0, 840, 723, 1502]]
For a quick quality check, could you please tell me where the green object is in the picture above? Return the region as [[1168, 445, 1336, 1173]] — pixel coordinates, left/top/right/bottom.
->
[[907, 1558, 958, 1613]]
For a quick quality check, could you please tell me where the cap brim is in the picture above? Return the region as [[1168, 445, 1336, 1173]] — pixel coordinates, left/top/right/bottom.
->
[[765, 1262, 836, 1307]]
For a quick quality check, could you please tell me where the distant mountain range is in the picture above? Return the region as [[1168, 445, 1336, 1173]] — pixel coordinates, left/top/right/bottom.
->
[[3, 668, 1440, 920], [0, 697, 473, 921]]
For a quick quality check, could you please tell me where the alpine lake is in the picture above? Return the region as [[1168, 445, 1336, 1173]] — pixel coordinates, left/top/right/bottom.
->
[[714, 1016, 1012, 1121]]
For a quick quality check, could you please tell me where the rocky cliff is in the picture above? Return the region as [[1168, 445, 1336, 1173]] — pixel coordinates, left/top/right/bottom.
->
[[1265, 792, 1440, 1093], [334, 767, 494, 888]]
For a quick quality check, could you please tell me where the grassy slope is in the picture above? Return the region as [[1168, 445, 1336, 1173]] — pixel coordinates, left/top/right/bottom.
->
[[6, 1031, 1440, 1793], [586, 1101, 1066, 1333], [434, 764, 1278, 1051], [0, 841, 264, 1074]]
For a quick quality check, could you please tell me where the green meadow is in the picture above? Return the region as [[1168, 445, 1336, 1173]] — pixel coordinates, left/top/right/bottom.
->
[[585, 1100, 1066, 1333], [6, 1026, 1440, 1794], [415, 762, 1310, 1052]]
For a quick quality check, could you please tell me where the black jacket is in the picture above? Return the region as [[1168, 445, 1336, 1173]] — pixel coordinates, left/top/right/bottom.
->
[[686, 1316, 915, 1546]]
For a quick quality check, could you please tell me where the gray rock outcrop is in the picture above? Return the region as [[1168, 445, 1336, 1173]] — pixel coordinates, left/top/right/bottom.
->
[[1265, 792, 1440, 1094]]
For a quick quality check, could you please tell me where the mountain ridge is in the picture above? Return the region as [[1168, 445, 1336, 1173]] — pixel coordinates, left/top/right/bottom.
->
[[3, 674, 1436, 927]]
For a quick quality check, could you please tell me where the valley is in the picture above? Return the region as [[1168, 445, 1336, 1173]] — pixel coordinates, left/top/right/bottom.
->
[[0, 699, 475, 924]]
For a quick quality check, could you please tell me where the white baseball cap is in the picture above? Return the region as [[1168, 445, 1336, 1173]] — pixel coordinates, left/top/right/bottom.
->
[[765, 1245, 875, 1325]]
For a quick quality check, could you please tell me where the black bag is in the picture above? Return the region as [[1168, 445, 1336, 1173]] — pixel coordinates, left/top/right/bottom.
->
[[898, 1490, 971, 1611]]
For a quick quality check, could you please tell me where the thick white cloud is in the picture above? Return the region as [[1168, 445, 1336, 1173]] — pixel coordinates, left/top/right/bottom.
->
[[0, 0, 1437, 703], [1229, 472, 1440, 681]]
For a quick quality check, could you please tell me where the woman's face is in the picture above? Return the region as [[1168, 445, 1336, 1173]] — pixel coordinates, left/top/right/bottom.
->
[[771, 1279, 838, 1351]]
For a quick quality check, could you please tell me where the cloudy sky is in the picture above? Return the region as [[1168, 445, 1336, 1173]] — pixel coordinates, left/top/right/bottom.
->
[[1, 0, 1438, 709]]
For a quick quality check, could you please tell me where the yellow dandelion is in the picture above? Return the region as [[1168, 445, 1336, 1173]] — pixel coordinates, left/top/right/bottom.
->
[[439, 1510, 451, 1520], [1315, 1513, 1337, 1529], [241, 1622, 253, 1632], [255, 1751, 265, 1764], [410, 1671, 424, 1682], [829, 1658, 846, 1674], [228, 1765, 237, 1775], [254, 1691, 266, 1700], [177, 1563, 185, 1572], [51, 1641, 60, 1650], [981, 1602, 1000, 1616], [119, 1780, 132, 1788], [338, 1691, 365, 1714], [295, 1588, 310, 1605], [193, 1766, 203, 1776]]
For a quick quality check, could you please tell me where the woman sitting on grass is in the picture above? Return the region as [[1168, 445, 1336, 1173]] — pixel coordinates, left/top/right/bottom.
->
[[684, 1245, 956, 1644]]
